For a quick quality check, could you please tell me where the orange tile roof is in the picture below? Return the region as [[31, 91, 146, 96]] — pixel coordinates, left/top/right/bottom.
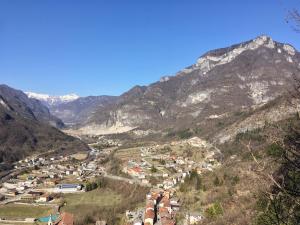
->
[[161, 218, 176, 225], [132, 166, 142, 173], [144, 210, 155, 219], [159, 207, 169, 213], [146, 201, 155, 209]]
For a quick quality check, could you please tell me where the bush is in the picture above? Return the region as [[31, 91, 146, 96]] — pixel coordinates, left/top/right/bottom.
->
[[151, 165, 158, 173], [178, 129, 193, 139], [266, 143, 284, 158], [231, 175, 239, 186], [85, 181, 99, 192], [205, 202, 223, 219], [180, 170, 202, 191], [213, 176, 222, 186]]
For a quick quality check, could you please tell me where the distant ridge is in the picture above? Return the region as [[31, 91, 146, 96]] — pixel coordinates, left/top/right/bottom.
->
[[26, 91, 79, 107]]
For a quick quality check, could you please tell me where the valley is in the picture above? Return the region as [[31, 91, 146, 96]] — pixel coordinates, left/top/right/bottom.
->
[[0, 35, 299, 225]]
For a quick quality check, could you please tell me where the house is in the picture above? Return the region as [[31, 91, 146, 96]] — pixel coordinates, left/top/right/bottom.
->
[[44, 179, 59, 187], [28, 191, 44, 197], [159, 197, 171, 212], [186, 213, 203, 225], [142, 179, 149, 185], [146, 201, 155, 211], [133, 222, 142, 225], [6, 189, 18, 196], [38, 194, 52, 202], [144, 209, 155, 225], [159, 207, 171, 219], [21, 194, 36, 201], [161, 218, 176, 225], [56, 212, 74, 225], [128, 167, 143, 177]]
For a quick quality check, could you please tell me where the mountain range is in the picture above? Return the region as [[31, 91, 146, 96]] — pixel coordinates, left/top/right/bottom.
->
[[26, 35, 300, 143], [1, 34, 299, 169], [25, 92, 80, 107], [0, 85, 89, 168]]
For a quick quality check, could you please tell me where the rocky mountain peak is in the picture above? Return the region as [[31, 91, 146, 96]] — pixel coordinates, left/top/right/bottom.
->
[[182, 35, 297, 75]]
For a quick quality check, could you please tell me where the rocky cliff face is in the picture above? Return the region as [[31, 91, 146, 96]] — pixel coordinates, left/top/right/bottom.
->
[[70, 36, 299, 137]]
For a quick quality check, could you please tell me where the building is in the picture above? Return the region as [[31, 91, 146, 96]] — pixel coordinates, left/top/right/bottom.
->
[[144, 209, 155, 225], [38, 194, 52, 202], [161, 218, 176, 225], [55, 184, 82, 193], [186, 213, 202, 225]]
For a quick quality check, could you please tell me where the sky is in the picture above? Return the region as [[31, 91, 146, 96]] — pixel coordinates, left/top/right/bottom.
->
[[0, 0, 299, 97]]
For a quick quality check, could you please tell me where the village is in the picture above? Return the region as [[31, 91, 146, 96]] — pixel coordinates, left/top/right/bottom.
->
[[0, 137, 221, 225]]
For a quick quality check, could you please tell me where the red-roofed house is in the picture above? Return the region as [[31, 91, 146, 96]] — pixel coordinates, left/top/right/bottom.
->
[[128, 167, 143, 177], [144, 209, 155, 225], [161, 218, 176, 225]]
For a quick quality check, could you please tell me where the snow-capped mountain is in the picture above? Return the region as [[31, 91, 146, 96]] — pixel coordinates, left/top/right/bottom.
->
[[25, 92, 79, 107]]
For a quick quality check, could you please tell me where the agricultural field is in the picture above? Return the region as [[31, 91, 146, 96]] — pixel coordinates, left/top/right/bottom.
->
[[70, 152, 88, 161], [0, 203, 54, 219], [114, 147, 141, 162], [61, 189, 122, 218]]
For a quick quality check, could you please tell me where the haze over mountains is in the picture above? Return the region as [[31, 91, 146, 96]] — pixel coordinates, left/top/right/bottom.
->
[[25, 35, 300, 141]]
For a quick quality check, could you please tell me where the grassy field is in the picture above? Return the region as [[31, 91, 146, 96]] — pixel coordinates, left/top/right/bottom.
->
[[62, 189, 122, 217], [0, 203, 54, 219], [71, 152, 88, 160], [114, 147, 141, 162]]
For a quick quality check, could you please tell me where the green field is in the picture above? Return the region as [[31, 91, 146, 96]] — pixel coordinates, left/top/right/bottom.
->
[[62, 189, 122, 216], [0, 203, 53, 219]]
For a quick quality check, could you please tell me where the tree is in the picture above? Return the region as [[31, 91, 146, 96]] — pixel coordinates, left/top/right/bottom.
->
[[245, 9, 300, 223], [151, 165, 157, 173]]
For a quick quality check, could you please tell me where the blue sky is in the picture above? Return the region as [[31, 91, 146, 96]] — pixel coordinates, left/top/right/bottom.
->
[[0, 0, 299, 96]]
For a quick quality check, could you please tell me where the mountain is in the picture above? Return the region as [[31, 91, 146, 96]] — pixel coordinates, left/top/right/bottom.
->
[[25, 92, 79, 107], [67, 35, 300, 139], [1, 85, 64, 128], [49, 96, 118, 126], [0, 85, 89, 165]]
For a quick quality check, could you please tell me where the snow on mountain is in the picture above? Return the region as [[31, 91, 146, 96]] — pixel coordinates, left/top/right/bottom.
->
[[25, 92, 79, 106]]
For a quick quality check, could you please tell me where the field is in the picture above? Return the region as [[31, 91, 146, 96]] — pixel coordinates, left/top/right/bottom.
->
[[71, 152, 88, 160], [114, 147, 141, 162], [62, 189, 122, 217], [62, 178, 150, 225], [0, 203, 54, 219]]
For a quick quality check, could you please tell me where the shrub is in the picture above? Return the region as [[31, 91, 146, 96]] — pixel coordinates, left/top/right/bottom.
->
[[151, 165, 158, 173], [213, 176, 222, 186], [266, 143, 284, 158], [178, 129, 193, 139], [205, 202, 223, 219]]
